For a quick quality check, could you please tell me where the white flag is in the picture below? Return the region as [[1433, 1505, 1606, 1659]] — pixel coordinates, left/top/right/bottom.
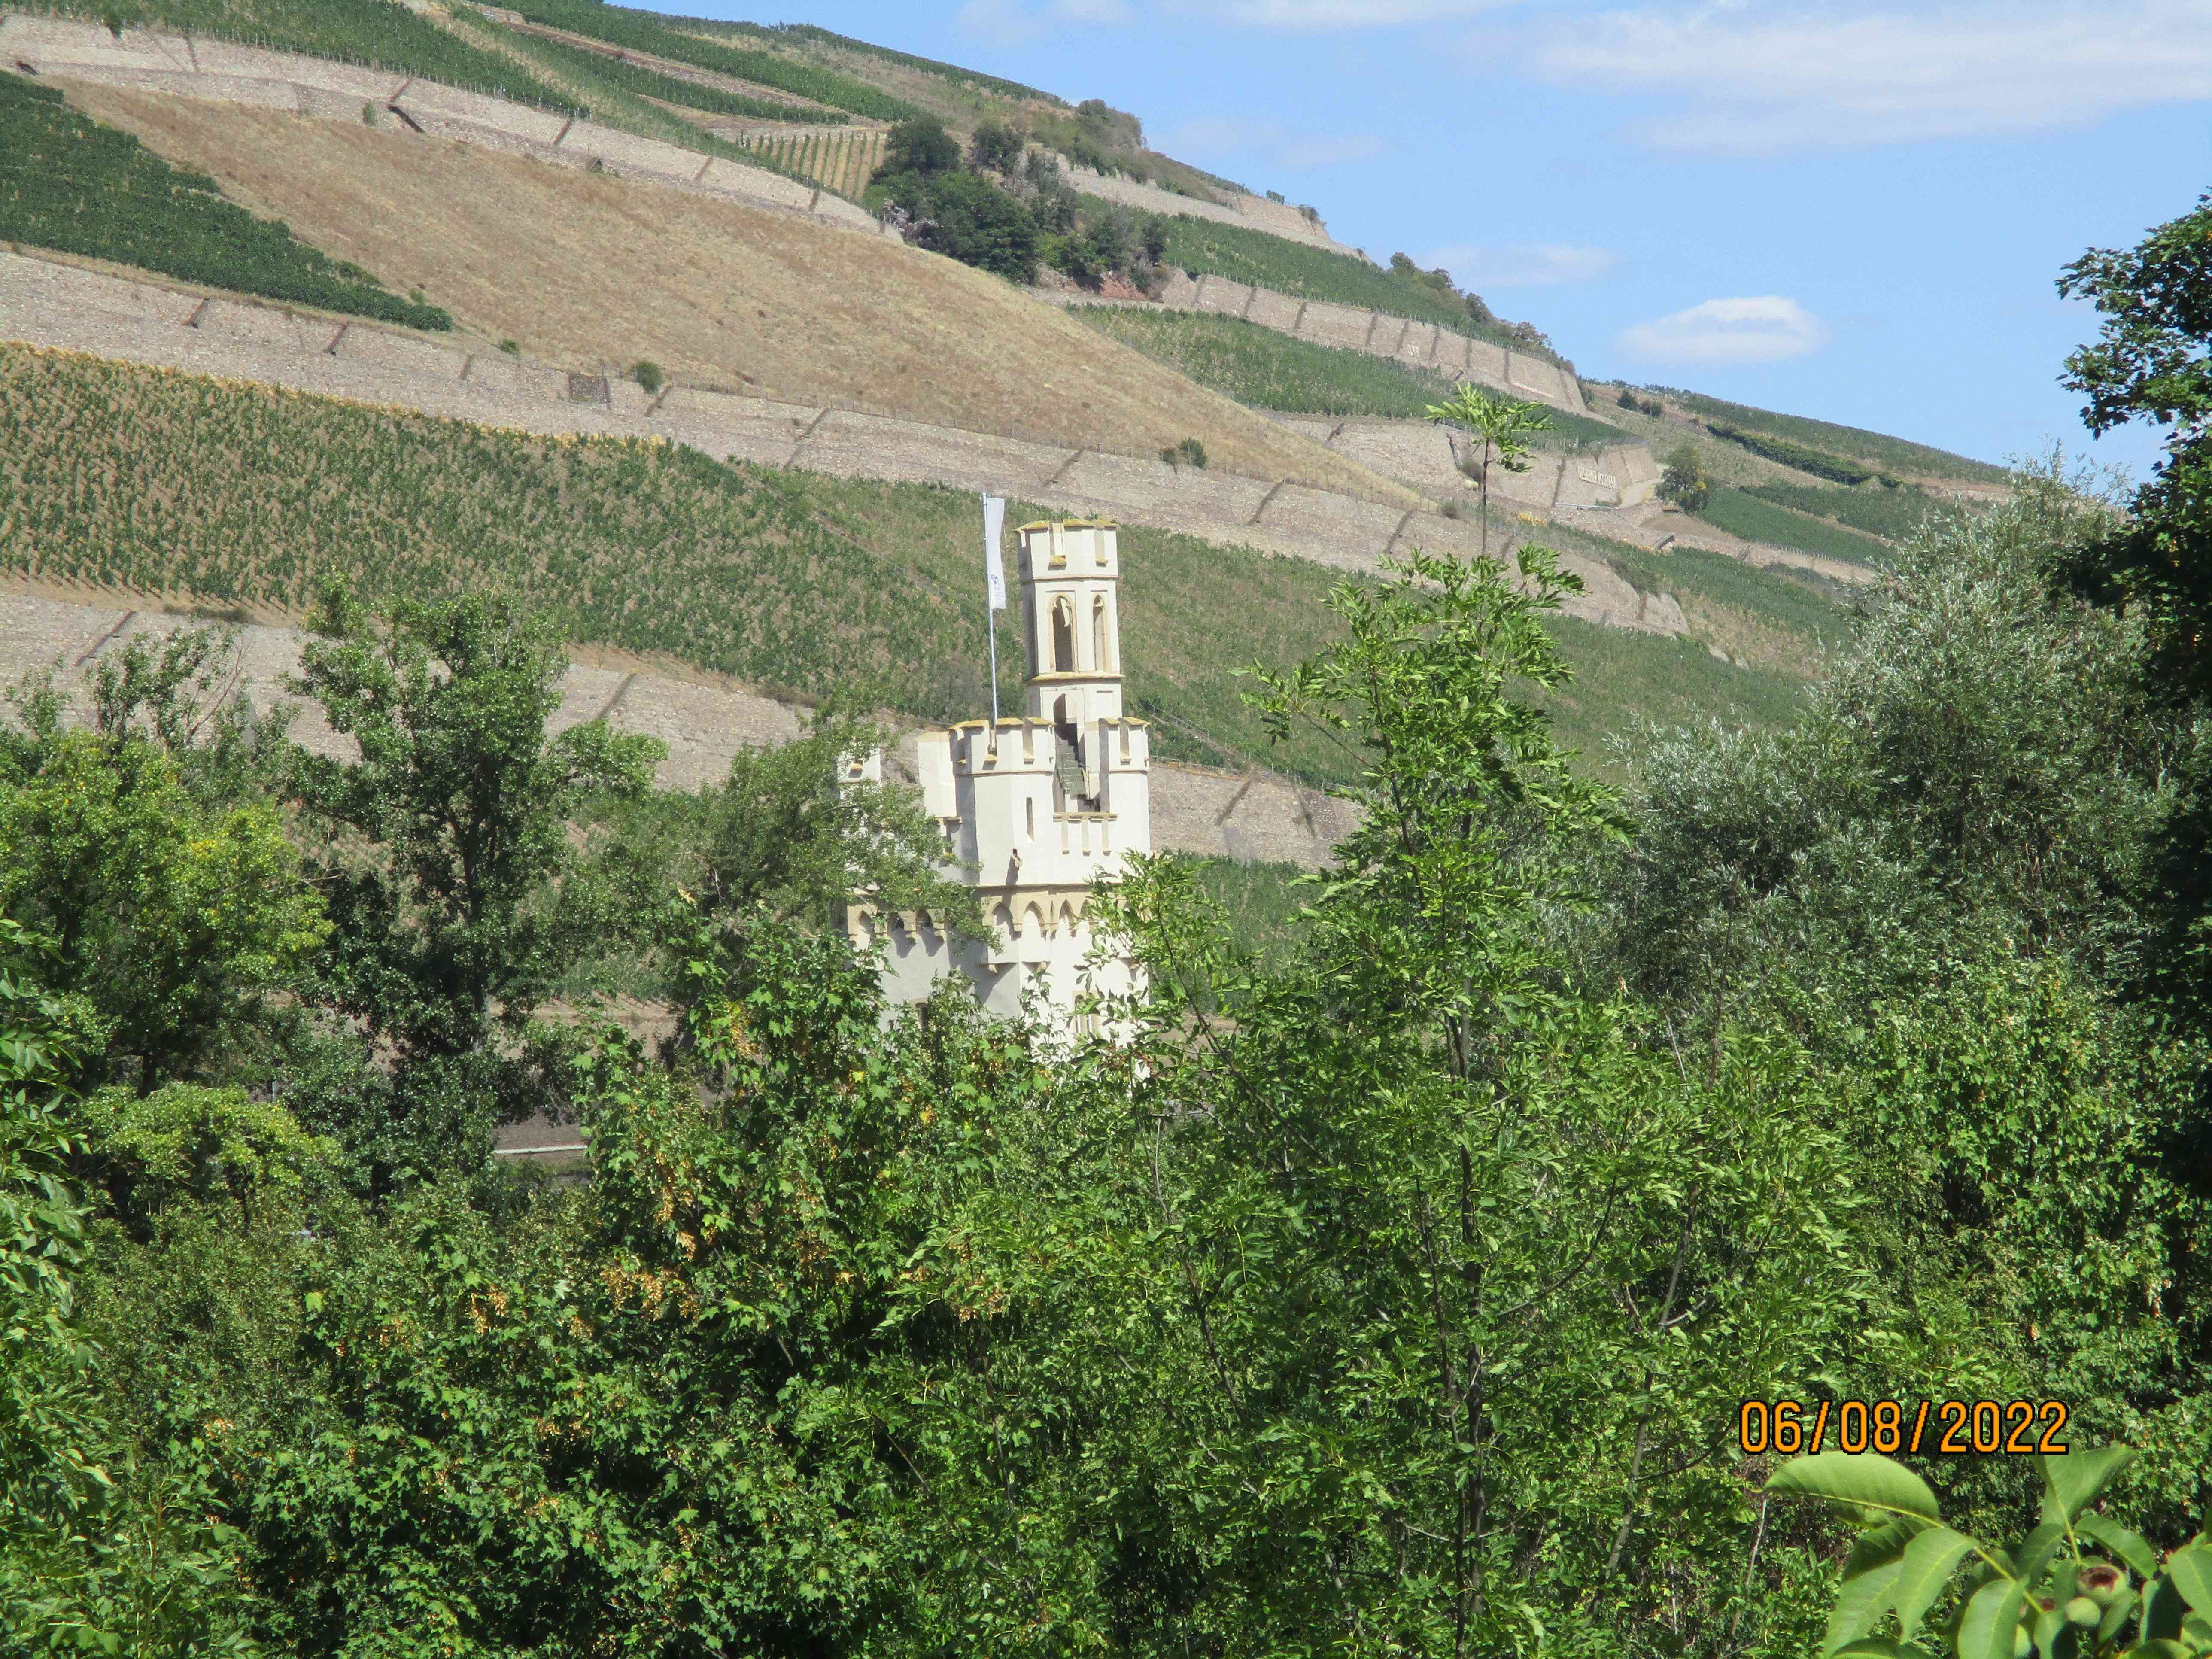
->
[[982, 495, 1008, 611]]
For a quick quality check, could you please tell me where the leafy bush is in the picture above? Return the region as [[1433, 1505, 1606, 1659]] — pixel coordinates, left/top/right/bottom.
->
[[55, 0, 582, 111], [504, 0, 922, 120], [1658, 440, 1712, 510], [875, 168, 1039, 282], [631, 359, 663, 395], [0, 71, 451, 329], [878, 115, 961, 179], [1697, 484, 1896, 565], [968, 118, 1023, 175]]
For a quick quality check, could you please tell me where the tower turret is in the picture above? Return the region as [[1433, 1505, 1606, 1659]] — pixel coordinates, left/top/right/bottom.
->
[[1018, 519, 1123, 728]]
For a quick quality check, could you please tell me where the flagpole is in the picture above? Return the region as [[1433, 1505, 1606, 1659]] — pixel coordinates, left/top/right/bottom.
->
[[981, 493, 1005, 727]]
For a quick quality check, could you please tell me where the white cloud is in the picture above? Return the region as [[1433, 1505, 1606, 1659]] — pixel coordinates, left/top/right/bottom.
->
[[1428, 242, 1622, 288], [1616, 296, 1832, 365], [1161, 116, 1389, 168], [1521, 0, 2212, 153]]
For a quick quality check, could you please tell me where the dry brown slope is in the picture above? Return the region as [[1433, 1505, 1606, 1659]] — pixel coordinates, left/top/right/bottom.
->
[[57, 83, 1416, 505]]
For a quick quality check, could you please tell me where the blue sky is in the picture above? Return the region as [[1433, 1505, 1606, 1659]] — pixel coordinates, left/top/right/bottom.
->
[[690, 0, 2212, 478]]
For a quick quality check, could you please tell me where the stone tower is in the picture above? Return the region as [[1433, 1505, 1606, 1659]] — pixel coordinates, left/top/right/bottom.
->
[[850, 519, 1150, 1029]]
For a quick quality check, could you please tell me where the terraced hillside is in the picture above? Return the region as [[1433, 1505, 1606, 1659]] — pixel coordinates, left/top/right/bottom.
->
[[49, 79, 1410, 496], [0, 343, 1823, 783]]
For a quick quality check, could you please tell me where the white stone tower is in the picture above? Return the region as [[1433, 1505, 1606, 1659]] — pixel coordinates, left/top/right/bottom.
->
[[851, 519, 1150, 1028]]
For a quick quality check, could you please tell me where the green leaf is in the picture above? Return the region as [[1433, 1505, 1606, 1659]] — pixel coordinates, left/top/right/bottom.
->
[[2014, 1523, 2070, 1590], [1829, 1561, 1906, 1656], [1835, 1642, 1937, 1659], [2127, 1641, 2192, 1659], [2081, 1515, 2160, 1580], [2145, 1577, 2188, 1643], [2168, 1546, 2212, 1615], [1959, 1580, 2029, 1659], [1895, 1527, 1979, 1641], [1848, 1518, 1934, 1580], [2035, 1603, 2078, 1659], [1768, 1453, 1943, 1524], [2044, 1447, 2135, 1525]]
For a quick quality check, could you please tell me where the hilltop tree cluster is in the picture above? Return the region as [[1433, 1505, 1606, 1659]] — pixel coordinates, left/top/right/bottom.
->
[[6, 192, 2212, 1659], [1390, 250, 1553, 352], [870, 114, 1171, 292]]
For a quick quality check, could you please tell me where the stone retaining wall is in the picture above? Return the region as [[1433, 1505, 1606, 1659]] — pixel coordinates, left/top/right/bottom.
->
[[0, 247, 1686, 638], [0, 14, 885, 235], [1267, 415, 1659, 512], [0, 590, 1352, 866], [1070, 270, 1590, 417]]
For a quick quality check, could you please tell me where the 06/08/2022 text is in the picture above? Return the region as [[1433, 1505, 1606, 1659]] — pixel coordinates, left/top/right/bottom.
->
[[1738, 1398, 2069, 1456]]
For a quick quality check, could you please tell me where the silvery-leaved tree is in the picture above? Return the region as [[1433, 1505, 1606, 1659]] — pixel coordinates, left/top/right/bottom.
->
[[1766, 1447, 2212, 1659], [1425, 382, 1553, 562]]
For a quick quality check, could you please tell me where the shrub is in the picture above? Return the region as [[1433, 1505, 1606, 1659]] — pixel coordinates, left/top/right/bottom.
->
[[1177, 436, 1208, 469], [885, 170, 1039, 283], [969, 120, 1023, 175], [632, 359, 664, 395], [876, 116, 961, 181], [1657, 441, 1711, 512]]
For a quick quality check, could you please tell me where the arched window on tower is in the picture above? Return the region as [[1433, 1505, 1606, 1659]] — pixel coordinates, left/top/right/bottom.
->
[[1092, 596, 1111, 673], [1051, 596, 1075, 673]]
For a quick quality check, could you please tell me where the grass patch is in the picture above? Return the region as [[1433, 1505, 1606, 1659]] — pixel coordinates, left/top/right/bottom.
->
[[470, 19, 845, 126], [0, 71, 448, 328], [1069, 308, 1620, 441], [447, 17, 820, 183], [29, 0, 581, 111], [503, 0, 921, 121], [1148, 213, 1564, 363], [1693, 487, 1895, 567], [1744, 480, 1960, 543], [1598, 538, 1855, 647], [1536, 618, 1810, 777], [699, 19, 1064, 108], [1641, 385, 2008, 486], [1180, 855, 1313, 967], [0, 346, 1816, 787]]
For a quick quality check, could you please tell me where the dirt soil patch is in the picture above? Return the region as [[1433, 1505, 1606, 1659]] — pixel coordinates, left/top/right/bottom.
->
[[55, 83, 1416, 504]]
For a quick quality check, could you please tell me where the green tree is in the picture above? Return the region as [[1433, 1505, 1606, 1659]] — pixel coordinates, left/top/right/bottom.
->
[[1658, 439, 1712, 511], [875, 115, 961, 180], [0, 732, 327, 1091], [968, 118, 1023, 174], [900, 170, 1040, 283], [292, 589, 661, 1064], [1424, 383, 1553, 560], [881, 548, 1887, 1657], [0, 921, 262, 1655], [2057, 189, 2212, 1018], [289, 592, 660, 1167]]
